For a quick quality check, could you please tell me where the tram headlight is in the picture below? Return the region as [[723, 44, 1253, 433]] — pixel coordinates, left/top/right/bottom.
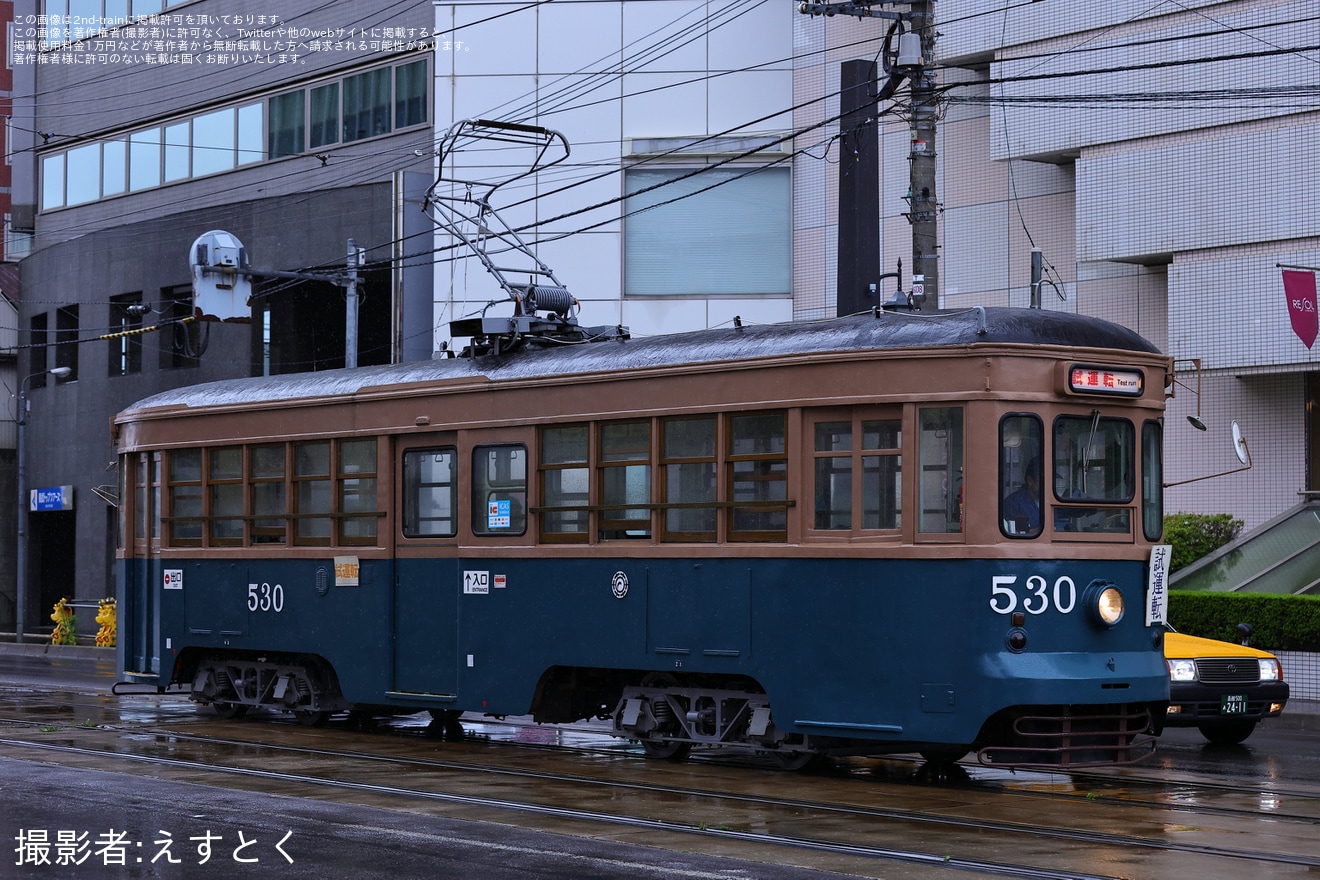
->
[[1083, 582, 1124, 627]]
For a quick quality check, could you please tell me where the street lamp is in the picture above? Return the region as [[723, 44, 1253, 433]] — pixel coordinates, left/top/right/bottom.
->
[[16, 365, 71, 642]]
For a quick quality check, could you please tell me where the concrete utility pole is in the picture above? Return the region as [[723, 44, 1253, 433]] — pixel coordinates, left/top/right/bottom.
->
[[800, 0, 939, 308]]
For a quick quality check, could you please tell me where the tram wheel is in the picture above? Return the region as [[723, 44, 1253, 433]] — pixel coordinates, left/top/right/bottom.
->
[[293, 709, 330, 727], [428, 709, 466, 740], [211, 702, 248, 720], [766, 750, 823, 772], [640, 739, 693, 761], [919, 748, 968, 765]]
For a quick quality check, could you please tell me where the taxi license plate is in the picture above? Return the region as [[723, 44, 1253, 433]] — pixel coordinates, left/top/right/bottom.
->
[[1221, 694, 1248, 715]]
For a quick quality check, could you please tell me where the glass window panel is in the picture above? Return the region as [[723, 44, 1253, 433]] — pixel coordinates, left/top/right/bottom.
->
[[209, 447, 241, 480], [665, 462, 716, 536], [731, 413, 785, 455], [863, 420, 901, 450], [1052, 415, 1134, 503], [403, 448, 456, 538], [250, 444, 288, 545], [129, 129, 161, 191], [472, 445, 527, 536], [339, 439, 376, 474], [814, 456, 851, 529], [395, 59, 428, 129], [624, 166, 790, 296], [251, 445, 285, 478], [192, 109, 235, 176], [862, 455, 901, 529], [41, 154, 65, 209], [295, 442, 330, 476], [342, 68, 391, 142], [731, 460, 787, 532], [210, 483, 244, 542], [602, 422, 648, 461], [1143, 421, 1163, 542], [163, 121, 189, 181], [542, 426, 587, 464], [542, 467, 589, 535], [65, 143, 100, 205], [169, 449, 202, 543], [268, 91, 305, 159], [1000, 414, 1043, 538], [815, 421, 850, 453], [919, 407, 964, 534], [101, 140, 126, 196], [170, 449, 201, 483], [309, 83, 339, 149], [664, 417, 714, 459], [237, 103, 263, 165]]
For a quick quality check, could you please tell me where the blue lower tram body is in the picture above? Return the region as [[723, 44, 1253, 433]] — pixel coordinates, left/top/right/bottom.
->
[[117, 555, 1169, 766]]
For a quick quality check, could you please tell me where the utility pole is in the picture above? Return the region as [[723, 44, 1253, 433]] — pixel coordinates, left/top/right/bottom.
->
[[345, 238, 364, 369], [800, 0, 939, 308]]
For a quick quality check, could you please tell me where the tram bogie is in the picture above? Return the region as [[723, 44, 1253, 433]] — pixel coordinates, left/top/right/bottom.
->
[[115, 308, 1174, 767]]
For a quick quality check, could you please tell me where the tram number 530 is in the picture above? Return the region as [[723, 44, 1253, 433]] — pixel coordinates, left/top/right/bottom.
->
[[990, 575, 1076, 615], [247, 582, 285, 613]]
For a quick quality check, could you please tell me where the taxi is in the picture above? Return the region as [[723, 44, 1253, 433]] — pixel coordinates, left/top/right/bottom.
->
[[1163, 628, 1289, 744]]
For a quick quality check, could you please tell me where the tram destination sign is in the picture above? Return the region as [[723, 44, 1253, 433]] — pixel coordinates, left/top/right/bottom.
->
[[1067, 364, 1143, 397], [29, 485, 74, 511]]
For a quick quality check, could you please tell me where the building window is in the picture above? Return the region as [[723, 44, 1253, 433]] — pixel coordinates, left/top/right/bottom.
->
[[269, 91, 305, 160], [39, 58, 426, 211], [343, 67, 392, 142], [624, 166, 790, 296], [27, 313, 49, 389], [159, 285, 200, 370], [108, 293, 143, 376], [55, 305, 78, 380], [402, 447, 457, 538]]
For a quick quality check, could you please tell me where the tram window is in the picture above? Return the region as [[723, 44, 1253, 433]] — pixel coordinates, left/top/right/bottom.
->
[[729, 413, 787, 541], [403, 447, 457, 538], [812, 416, 901, 532], [337, 439, 378, 545], [1142, 421, 1163, 541], [999, 414, 1043, 539], [250, 444, 288, 545], [473, 444, 527, 536], [600, 421, 651, 540], [918, 408, 964, 534], [1052, 414, 1134, 535], [167, 449, 202, 545], [814, 421, 852, 529], [208, 447, 244, 546], [661, 417, 716, 542], [294, 441, 332, 545], [540, 427, 589, 542]]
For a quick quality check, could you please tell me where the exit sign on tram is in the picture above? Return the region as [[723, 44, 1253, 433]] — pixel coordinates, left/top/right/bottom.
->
[[30, 485, 73, 511]]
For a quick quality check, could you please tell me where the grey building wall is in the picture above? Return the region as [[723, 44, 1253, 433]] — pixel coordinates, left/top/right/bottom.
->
[[18, 0, 436, 635]]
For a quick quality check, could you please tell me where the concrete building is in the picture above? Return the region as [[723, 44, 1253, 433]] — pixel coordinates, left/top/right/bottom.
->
[[11, 0, 435, 635], [795, 0, 1320, 530]]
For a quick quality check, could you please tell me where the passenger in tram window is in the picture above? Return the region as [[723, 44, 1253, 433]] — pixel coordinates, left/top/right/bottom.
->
[[1003, 457, 1042, 533]]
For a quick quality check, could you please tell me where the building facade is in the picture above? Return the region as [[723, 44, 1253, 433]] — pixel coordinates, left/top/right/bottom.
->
[[10, 0, 435, 634], [794, 0, 1320, 531]]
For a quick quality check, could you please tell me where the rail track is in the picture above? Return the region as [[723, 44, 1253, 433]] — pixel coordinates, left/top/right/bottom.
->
[[3, 686, 1320, 879]]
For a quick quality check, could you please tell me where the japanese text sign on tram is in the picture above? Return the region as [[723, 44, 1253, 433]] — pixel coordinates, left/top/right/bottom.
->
[[1068, 365, 1143, 397]]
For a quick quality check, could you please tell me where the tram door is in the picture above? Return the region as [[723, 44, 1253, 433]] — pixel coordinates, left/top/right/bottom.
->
[[392, 443, 460, 697]]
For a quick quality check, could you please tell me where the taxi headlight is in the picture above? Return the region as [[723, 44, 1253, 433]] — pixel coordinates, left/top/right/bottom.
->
[[1259, 658, 1282, 682], [1084, 582, 1124, 627], [1167, 658, 1197, 682]]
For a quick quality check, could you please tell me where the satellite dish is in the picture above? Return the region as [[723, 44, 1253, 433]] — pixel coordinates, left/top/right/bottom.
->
[[190, 229, 253, 321], [1231, 421, 1250, 466]]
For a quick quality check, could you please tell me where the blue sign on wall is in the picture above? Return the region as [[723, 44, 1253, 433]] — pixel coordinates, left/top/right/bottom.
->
[[30, 485, 73, 512]]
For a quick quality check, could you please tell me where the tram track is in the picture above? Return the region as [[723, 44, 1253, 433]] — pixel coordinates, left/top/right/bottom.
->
[[3, 696, 1320, 878]]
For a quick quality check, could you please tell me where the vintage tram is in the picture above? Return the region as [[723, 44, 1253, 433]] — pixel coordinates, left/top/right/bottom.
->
[[115, 305, 1172, 768]]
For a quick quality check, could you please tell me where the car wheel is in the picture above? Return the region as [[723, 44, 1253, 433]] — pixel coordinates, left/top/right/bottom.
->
[[1197, 720, 1257, 745]]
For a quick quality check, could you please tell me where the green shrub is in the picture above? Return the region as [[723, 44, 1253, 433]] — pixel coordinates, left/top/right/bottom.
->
[[1163, 512, 1243, 572], [1169, 592, 1320, 652]]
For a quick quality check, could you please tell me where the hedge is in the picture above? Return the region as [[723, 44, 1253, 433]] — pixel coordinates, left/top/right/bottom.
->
[[1168, 591, 1320, 652], [1164, 512, 1243, 573]]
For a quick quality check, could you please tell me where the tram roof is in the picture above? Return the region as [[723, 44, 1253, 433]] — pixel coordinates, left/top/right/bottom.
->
[[119, 307, 1162, 415]]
